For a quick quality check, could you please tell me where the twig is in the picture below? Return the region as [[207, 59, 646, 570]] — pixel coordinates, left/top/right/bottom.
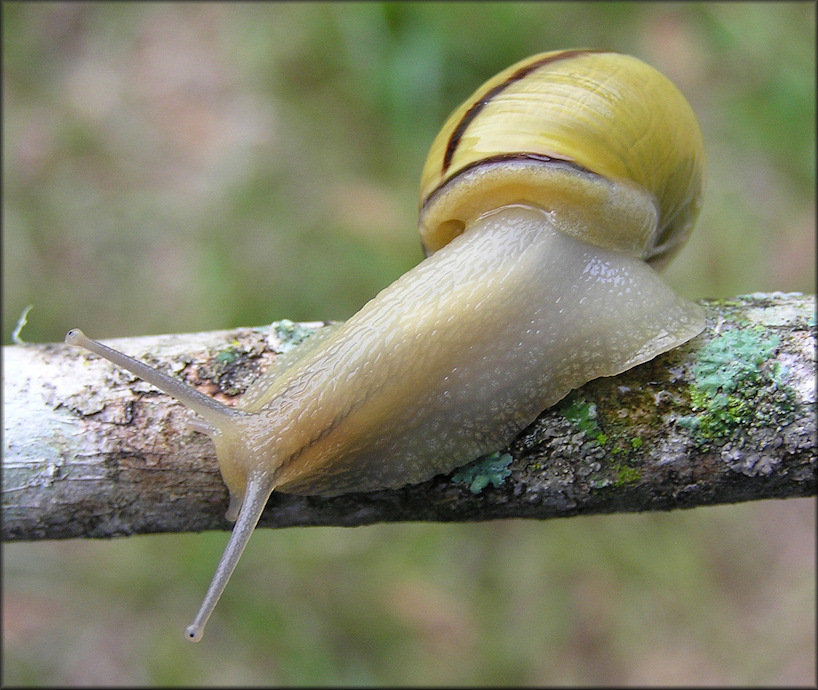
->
[[2, 293, 814, 542]]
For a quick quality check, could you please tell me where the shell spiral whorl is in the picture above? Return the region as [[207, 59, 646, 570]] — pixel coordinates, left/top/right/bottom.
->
[[418, 49, 705, 269]]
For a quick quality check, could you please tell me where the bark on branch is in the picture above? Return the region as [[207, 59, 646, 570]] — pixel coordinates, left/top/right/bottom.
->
[[3, 293, 815, 542]]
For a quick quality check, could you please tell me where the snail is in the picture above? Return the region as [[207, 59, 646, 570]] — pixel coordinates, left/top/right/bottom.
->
[[65, 49, 706, 642]]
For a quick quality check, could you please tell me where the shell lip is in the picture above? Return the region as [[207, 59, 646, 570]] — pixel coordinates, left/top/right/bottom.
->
[[420, 152, 590, 216], [418, 154, 661, 258]]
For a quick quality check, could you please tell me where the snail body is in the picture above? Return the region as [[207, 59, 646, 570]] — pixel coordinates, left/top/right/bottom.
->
[[66, 49, 706, 642]]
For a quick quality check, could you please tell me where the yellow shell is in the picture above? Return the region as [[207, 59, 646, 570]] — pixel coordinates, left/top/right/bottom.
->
[[418, 49, 706, 269]]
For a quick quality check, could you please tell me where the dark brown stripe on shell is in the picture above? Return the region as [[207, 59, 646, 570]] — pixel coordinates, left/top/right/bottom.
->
[[421, 152, 595, 215], [441, 49, 609, 175]]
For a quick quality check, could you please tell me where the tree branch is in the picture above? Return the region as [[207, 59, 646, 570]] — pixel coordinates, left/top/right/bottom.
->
[[3, 293, 815, 542]]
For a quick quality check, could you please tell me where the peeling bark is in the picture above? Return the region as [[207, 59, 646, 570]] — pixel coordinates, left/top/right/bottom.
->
[[2, 293, 815, 542]]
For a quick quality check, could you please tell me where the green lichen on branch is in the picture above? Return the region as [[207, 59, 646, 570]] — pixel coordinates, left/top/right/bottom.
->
[[612, 464, 642, 486], [452, 452, 513, 494], [678, 325, 796, 445], [560, 395, 605, 444], [272, 319, 319, 350], [560, 392, 653, 489], [215, 347, 240, 365]]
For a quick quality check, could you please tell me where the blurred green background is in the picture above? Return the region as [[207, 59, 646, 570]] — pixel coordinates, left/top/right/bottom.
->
[[3, 1, 814, 685]]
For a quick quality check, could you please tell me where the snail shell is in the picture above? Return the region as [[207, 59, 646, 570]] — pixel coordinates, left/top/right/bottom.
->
[[419, 49, 705, 270]]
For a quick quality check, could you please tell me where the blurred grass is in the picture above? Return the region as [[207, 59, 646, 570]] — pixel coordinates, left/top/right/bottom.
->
[[2, 2, 815, 685]]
